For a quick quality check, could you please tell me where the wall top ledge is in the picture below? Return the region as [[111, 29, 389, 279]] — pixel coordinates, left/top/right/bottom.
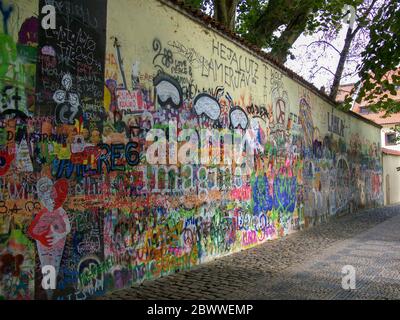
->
[[159, 0, 382, 130]]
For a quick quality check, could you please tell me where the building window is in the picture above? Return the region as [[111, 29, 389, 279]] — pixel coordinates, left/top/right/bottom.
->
[[386, 133, 398, 145], [359, 106, 370, 114]]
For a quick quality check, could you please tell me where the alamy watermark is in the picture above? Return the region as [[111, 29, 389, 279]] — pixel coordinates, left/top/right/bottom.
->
[[145, 120, 257, 170], [41, 4, 56, 30], [341, 265, 356, 290], [342, 5, 356, 29], [41, 265, 56, 290]]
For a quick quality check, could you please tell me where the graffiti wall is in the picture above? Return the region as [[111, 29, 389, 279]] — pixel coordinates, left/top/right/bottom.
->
[[0, 0, 383, 299]]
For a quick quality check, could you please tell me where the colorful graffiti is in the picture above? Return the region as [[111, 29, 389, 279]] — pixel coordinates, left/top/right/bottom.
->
[[0, 0, 383, 300]]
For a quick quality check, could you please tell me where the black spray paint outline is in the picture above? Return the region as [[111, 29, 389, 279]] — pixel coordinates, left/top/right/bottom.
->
[[192, 92, 221, 121], [0, 86, 29, 120], [153, 73, 183, 109], [229, 106, 249, 130], [112, 37, 128, 89]]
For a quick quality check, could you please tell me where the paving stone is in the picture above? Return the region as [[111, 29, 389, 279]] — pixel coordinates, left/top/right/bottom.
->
[[101, 205, 400, 300]]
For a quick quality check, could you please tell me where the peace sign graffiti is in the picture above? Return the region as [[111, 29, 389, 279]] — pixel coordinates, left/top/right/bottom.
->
[[182, 228, 195, 246]]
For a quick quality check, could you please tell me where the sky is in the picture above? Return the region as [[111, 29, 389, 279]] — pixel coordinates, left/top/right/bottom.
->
[[285, 24, 360, 92]]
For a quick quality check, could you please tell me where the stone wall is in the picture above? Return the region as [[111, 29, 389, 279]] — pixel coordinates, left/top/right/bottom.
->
[[0, 0, 383, 300]]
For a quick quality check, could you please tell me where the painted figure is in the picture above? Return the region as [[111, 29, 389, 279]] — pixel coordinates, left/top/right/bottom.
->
[[27, 177, 70, 297]]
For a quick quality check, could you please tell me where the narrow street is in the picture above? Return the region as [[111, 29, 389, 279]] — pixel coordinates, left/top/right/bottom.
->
[[98, 205, 400, 300]]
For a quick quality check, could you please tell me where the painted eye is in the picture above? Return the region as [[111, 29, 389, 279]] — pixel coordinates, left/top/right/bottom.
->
[[39, 185, 50, 192], [229, 106, 249, 130], [38, 179, 52, 193], [193, 93, 221, 121], [0, 156, 5, 167], [153, 73, 183, 109]]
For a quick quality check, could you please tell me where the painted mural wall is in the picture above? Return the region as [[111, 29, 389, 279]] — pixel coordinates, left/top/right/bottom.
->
[[0, 0, 383, 300]]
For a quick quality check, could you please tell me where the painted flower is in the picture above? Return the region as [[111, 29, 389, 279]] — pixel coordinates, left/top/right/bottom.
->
[[53, 74, 80, 109], [53, 74, 81, 124]]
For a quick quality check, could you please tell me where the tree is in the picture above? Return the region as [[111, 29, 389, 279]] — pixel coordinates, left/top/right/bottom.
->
[[353, 0, 400, 114], [183, 0, 400, 112], [185, 0, 360, 63], [317, 0, 380, 99], [214, 0, 241, 30], [237, 0, 320, 62], [183, 0, 240, 31]]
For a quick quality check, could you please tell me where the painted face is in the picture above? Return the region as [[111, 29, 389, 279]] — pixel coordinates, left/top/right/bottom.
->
[[37, 177, 55, 211]]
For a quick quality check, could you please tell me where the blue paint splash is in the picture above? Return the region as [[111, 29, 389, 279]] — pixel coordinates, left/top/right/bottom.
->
[[0, 1, 13, 35]]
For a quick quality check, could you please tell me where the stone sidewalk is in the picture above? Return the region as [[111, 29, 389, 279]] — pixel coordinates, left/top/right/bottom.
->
[[98, 205, 400, 300]]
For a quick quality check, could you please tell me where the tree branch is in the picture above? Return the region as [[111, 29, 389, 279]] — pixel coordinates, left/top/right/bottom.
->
[[307, 40, 341, 55], [311, 66, 336, 78]]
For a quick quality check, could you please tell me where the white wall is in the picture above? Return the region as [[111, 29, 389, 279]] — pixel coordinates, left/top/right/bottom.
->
[[383, 153, 400, 205]]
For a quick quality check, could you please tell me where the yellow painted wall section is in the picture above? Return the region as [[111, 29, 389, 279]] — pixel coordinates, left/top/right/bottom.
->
[[0, 0, 38, 35], [0, 0, 383, 300], [0, 0, 38, 301]]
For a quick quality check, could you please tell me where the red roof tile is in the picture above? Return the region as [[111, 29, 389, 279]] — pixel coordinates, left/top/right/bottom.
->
[[382, 147, 400, 156]]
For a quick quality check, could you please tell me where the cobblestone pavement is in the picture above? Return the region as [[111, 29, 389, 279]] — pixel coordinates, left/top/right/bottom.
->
[[98, 205, 400, 300]]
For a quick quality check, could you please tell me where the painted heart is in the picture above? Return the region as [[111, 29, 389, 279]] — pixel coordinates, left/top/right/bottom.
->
[[53, 178, 68, 209], [0, 150, 14, 176]]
